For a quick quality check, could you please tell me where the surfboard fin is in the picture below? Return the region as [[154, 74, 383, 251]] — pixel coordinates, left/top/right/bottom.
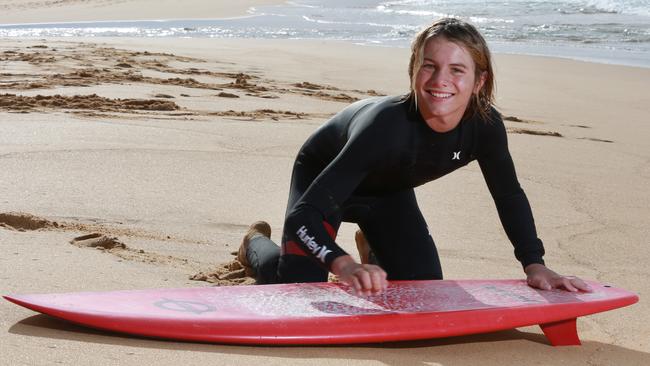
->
[[539, 318, 581, 346]]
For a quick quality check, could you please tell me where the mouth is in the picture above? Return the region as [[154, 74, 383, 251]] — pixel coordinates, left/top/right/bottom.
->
[[426, 90, 455, 99]]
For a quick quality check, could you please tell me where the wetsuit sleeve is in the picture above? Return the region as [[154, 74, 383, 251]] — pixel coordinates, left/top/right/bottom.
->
[[284, 116, 392, 270], [477, 115, 546, 268]]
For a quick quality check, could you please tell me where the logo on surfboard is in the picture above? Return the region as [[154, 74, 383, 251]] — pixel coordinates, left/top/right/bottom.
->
[[154, 298, 216, 314]]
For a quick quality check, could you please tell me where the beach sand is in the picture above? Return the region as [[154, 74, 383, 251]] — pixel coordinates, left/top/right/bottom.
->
[[1, 1, 649, 365]]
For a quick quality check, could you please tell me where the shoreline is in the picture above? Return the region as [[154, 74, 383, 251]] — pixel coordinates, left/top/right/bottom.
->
[[1, 34, 647, 70], [5, 34, 647, 72], [1, 1, 647, 70]]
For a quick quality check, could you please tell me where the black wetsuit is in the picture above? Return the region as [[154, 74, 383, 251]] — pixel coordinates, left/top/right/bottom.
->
[[249, 95, 545, 284]]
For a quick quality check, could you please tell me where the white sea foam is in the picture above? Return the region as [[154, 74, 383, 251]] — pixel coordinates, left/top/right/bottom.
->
[[375, 5, 448, 18], [583, 0, 650, 16], [470, 17, 515, 24]]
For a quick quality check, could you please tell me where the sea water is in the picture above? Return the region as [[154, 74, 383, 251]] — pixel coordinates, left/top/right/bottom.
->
[[1, 0, 648, 67]]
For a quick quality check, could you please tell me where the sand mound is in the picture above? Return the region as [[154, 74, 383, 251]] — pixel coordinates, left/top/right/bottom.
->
[[0, 41, 388, 122], [190, 259, 255, 286], [209, 109, 308, 121], [0, 212, 59, 231], [191, 256, 339, 286], [0, 93, 179, 112], [293, 81, 339, 91]]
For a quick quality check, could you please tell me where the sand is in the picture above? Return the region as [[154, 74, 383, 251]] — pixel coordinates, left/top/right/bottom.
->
[[1, 2, 650, 365], [0, 0, 284, 24]]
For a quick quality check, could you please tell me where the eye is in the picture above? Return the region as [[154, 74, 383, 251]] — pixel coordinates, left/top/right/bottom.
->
[[452, 67, 465, 74]]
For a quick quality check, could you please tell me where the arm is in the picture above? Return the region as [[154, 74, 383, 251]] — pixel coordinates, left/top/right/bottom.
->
[[284, 139, 375, 268], [477, 115, 591, 292], [284, 111, 394, 293], [477, 115, 545, 268]]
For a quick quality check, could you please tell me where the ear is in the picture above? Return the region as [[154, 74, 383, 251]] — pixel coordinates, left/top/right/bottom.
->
[[474, 71, 487, 94]]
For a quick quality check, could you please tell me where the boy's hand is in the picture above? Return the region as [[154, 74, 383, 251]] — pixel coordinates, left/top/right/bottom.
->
[[525, 263, 592, 292], [332, 255, 388, 295]]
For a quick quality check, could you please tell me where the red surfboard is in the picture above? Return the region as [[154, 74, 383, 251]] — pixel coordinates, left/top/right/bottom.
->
[[4, 279, 637, 346]]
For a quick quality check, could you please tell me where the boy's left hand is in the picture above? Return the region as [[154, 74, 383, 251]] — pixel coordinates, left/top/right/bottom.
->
[[524, 263, 592, 292]]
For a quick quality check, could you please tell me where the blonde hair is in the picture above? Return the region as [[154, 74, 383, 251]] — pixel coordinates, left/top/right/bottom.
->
[[408, 18, 495, 122]]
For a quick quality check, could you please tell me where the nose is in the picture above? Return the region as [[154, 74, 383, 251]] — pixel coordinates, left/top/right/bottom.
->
[[427, 69, 449, 88]]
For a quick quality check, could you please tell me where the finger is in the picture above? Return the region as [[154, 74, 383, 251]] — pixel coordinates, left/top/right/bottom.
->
[[369, 270, 385, 293], [348, 276, 362, 294], [366, 265, 387, 291], [379, 269, 388, 291], [571, 278, 593, 292], [530, 277, 551, 291], [561, 278, 579, 292], [527, 277, 535, 287], [526, 277, 534, 289], [552, 277, 578, 292], [355, 269, 373, 293]]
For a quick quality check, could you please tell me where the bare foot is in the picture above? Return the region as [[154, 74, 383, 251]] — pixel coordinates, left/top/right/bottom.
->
[[355, 229, 371, 264], [237, 221, 271, 277]]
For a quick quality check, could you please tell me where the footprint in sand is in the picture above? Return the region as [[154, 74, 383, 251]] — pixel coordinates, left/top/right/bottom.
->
[[578, 137, 614, 143], [70, 233, 126, 250], [506, 127, 563, 137]]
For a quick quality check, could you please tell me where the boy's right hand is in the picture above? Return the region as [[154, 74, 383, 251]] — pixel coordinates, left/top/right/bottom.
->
[[331, 255, 388, 295]]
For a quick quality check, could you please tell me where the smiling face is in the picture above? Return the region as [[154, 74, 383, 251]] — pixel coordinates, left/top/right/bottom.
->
[[415, 37, 486, 132]]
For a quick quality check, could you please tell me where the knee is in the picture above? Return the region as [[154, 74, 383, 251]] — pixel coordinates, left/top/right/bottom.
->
[[277, 254, 328, 283]]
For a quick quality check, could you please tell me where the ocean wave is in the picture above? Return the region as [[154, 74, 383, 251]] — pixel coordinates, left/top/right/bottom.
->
[[581, 0, 650, 16], [469, 17, 515, 24], [375, 5, 448, 18], [0, 27, 142, 37], [375, 4, 514, 25], [622, 37, 650, 43], [301, 15, 400, 30], [285, 1, 321, 9], [374, 0, 650, 18]]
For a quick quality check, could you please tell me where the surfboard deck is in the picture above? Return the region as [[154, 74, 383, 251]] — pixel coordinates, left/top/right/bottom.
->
[[4, 279, 638, 346]]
